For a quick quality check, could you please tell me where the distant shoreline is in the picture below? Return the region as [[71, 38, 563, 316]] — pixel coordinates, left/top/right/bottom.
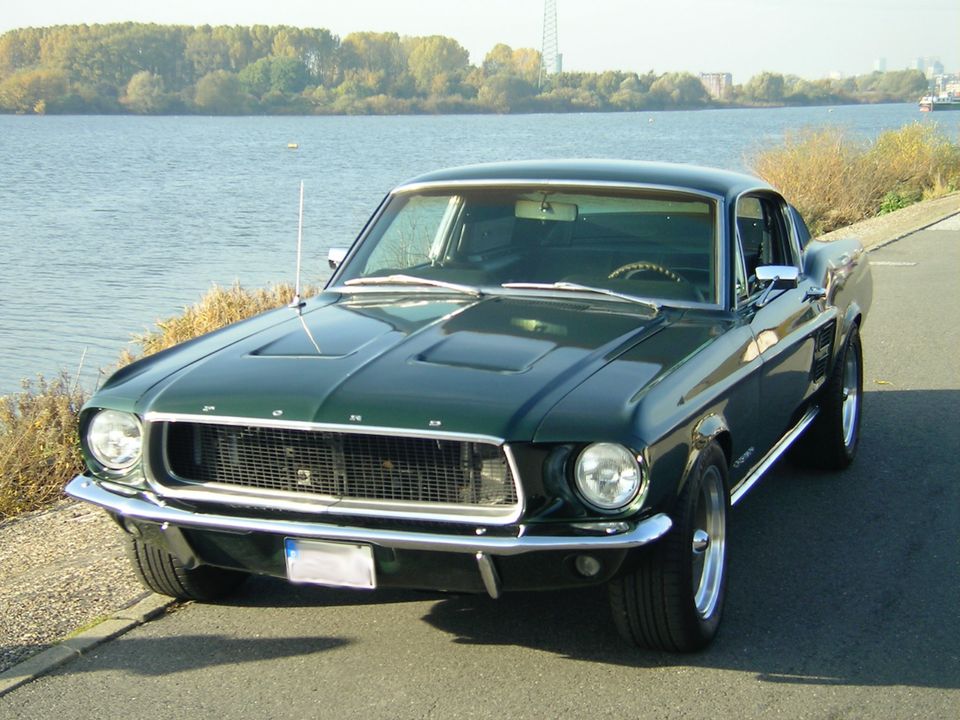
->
[[0, 98, 918, 118], [0, 23, 930, 116]]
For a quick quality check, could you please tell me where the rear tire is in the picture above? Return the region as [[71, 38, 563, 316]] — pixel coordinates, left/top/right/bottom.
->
[[608, 442, 729, 652], [795, 324, 863, 470], [126, 535, 247, 601]]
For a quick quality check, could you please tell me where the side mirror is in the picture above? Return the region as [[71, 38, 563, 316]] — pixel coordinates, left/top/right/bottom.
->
[[755, 265, 799, 307], [328, 247, 348, 270], [755, 265, 799, 289]]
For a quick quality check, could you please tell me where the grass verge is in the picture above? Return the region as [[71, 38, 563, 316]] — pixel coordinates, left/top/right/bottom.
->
[[0, 374, 87, 520]]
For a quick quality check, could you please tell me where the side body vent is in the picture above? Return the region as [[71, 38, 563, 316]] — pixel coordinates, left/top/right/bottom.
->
[[811, 321, 836, 383]]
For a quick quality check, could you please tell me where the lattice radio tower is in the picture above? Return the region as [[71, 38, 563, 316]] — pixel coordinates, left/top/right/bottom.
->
[[539, 0, 560, 88]]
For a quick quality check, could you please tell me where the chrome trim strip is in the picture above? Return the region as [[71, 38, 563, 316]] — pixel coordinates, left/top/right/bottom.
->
[[333, 284, 720, 312], [344, 274, 484, 297], [144, 412, 506, 446], [66, 476, 672, 557], [730, 405, 819, 506], [139, 483, 522, 523], [715, 197, 728, 310], [390, 179, 725, 204], [137, 483, 524, 525]]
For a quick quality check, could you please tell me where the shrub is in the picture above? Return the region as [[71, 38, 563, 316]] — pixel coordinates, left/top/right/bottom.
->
[[120, 281, 318, 363], [0, 374, 87, 519], [879, 188, 922, 215], [752, 123, 960, 235], [866, 123, 958, 195]]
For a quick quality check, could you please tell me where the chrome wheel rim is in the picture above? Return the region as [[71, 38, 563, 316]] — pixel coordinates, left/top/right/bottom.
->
[[691, 467, 726, 619], [841, 347, 860, 448]]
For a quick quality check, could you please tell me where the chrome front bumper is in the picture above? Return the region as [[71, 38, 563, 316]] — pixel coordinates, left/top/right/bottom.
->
[[66, 475, 673, 557]]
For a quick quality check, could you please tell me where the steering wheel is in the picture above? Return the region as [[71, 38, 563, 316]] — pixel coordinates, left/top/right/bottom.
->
[[609, 261, 683, 283], [608, 261, 705, 302]]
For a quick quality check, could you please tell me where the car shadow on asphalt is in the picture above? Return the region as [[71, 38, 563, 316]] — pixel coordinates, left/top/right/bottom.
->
[[421, 389, 960, 690], [134, 389, 957, 690], [224, 578, 444, 609]]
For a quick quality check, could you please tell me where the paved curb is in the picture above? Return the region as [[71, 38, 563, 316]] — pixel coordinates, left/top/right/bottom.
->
[[0, 593, 174, 698], [819, 192, 960, 251]]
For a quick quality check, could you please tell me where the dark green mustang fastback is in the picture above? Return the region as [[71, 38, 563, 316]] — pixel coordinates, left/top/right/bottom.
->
[[68, 160, 871, 651]]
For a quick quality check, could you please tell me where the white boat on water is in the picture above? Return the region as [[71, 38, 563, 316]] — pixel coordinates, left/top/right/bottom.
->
[[919, 94, 960, 111]]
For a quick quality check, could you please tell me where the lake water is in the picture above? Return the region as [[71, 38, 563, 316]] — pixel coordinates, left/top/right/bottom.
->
[[1, 104, 956, 395]]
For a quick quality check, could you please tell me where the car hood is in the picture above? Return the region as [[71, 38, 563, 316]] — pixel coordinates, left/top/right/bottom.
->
[[125, 293, 685, 440]]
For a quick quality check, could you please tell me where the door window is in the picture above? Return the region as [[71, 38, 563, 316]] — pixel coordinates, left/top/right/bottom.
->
[[735, 195, 796, 300]]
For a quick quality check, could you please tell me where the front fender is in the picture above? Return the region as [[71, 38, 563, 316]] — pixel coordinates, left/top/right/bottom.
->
[[803, 237, 872, 343], [677, 413, 733, 498]]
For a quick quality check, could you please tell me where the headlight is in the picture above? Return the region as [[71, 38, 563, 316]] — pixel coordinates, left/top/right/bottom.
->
[[87, 410, 143, 470], [574, 443, 644, 511]]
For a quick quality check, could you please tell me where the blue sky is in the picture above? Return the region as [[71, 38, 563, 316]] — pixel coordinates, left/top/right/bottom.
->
[[2, 0, 957, 82]]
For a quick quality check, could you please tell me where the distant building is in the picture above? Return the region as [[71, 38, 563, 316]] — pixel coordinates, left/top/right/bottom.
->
[[874, 57, 887, 73], [940, 75, 960, 95], [699, 73, 733, 100], [916, 56, 944, 78]]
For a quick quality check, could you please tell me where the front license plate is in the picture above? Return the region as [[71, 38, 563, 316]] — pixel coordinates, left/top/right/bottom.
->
[[284, 538, 376, 589]]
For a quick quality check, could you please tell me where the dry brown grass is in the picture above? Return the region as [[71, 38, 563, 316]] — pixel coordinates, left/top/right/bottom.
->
[[120, 281, 318, 364], [752, 123, 960, 235], [0, 374, 87, 520]]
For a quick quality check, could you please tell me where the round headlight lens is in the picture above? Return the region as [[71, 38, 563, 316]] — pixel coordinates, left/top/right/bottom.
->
[[87, 410, 142, 470], [574, 443, 643, 511]]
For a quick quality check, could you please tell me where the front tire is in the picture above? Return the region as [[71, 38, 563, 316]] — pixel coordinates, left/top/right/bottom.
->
[[126, 535, 247, 601], [608, 442, 729, 652]]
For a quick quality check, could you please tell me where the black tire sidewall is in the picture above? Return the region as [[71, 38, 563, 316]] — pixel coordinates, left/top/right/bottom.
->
[[671, 443, 729, 643], [839, 326, 863, 462], [608, 441, 730, 652]]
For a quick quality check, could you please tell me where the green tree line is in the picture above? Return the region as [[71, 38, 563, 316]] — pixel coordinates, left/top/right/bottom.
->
[[0, 23, 929, 115]]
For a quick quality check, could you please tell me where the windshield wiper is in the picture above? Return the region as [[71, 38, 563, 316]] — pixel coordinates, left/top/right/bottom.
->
[[343, 274, 484, 297], [501, 282, 661, 314]]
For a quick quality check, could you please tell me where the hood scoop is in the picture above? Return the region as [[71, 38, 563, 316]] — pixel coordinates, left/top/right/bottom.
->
[[250, 308, 394, 359], [416, 331, 555, 373]]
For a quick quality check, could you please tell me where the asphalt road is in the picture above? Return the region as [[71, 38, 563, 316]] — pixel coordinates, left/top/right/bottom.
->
[[3, 222, 958, 720]]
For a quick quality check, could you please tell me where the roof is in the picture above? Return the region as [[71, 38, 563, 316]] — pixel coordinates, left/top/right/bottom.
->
[[395, 160, 772, 200]]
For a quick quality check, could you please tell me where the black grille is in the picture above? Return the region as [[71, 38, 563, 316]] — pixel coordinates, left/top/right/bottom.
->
[[812, 321, 835, 383], [163, 422, 517, 507]]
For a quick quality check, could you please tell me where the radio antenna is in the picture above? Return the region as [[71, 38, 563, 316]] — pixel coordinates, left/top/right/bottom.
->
[[289, 180, 306, 314]]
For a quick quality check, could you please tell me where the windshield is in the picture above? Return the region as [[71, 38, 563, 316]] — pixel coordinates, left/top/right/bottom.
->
[[335, 186, 719, 305]]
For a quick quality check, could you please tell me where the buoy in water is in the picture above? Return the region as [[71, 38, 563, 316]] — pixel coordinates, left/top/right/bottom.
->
[[287, 143, 299, 149]]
